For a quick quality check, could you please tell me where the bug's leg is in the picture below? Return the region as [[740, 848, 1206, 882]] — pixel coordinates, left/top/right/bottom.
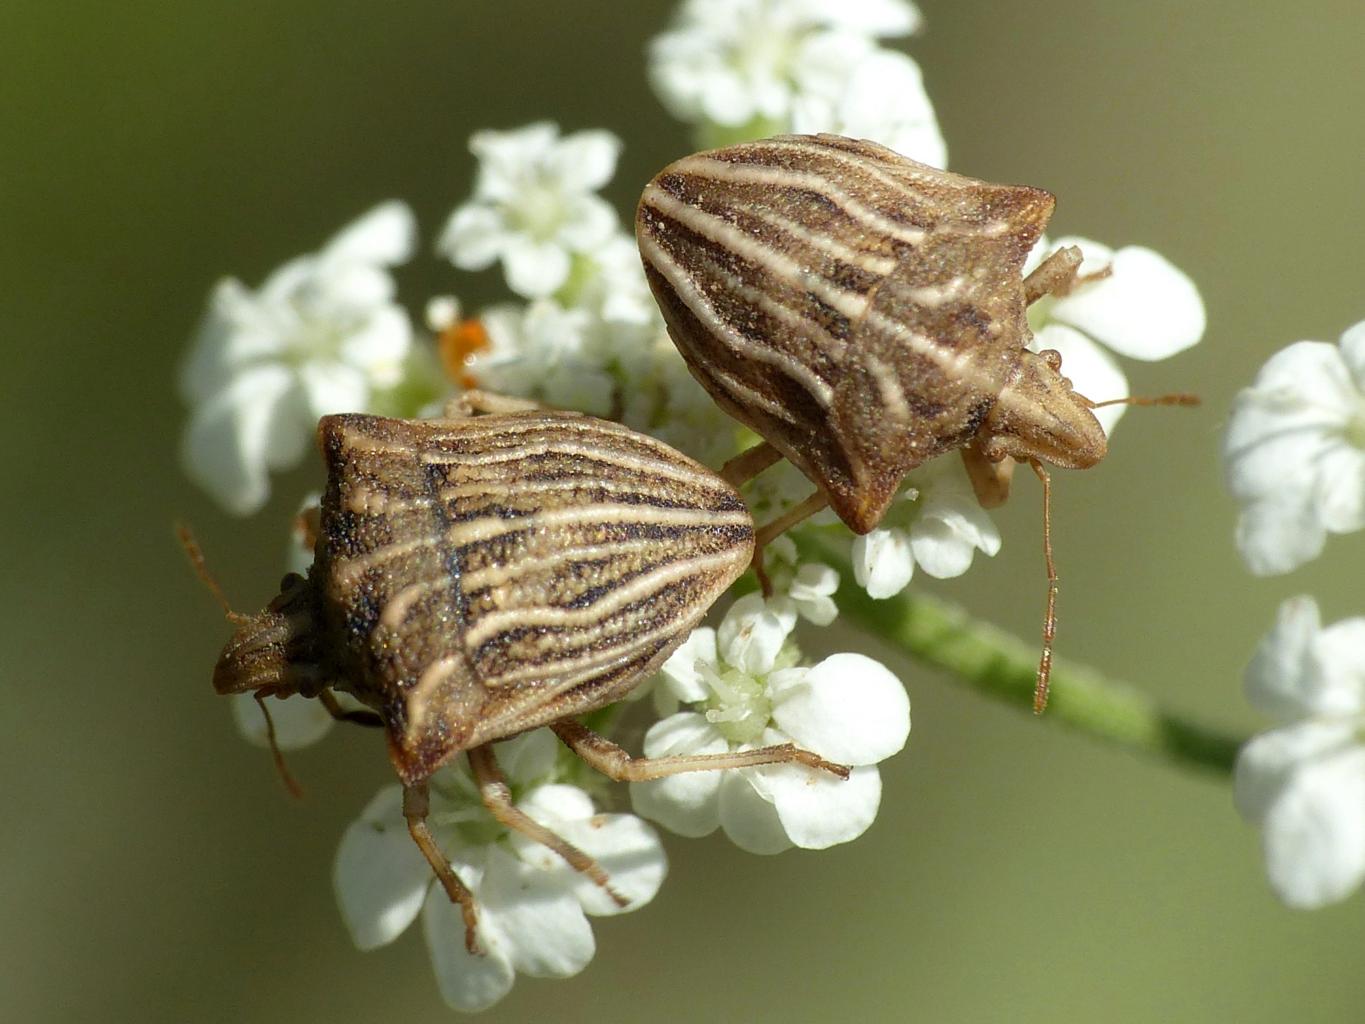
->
[[316, 688, 384, 728], [442, 389, 545, 419], [719, 440, 783, 488], [551, 718, 850, 781], [402, 781, 483, 955], [1027, 458, 1059, 715], [1022, 244, 1106, 304], [251, 690, 305, 799], [960, 442, 1015, 509], [467, 745, 630, 908], [750, 489, 830, 596]]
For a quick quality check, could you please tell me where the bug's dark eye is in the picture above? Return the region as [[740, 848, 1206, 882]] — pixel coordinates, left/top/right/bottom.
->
[[279, 572, 304, 592]]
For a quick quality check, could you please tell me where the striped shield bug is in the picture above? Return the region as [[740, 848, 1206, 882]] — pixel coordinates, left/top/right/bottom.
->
[[636, 134, 1195, 710], [192, 393, 847, 953]]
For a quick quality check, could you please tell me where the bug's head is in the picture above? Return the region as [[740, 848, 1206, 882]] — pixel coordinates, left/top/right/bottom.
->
[[213, 572, 323, 698], [980, 348, 1107, 470]]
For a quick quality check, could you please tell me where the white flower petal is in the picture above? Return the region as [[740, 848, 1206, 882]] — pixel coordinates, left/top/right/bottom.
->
[[480, 845, 596, 978], [1255, 740, 1365, 909], [334, 786, 433, 950], [1338, 319, 1365, 384], [851, 528, 914, 599], [630, 713, 727, 837], [544, 129, 622, 193], [1308, 619, 1365, 716], [422, 874, 516, 1013], [769, 653, 909, 764], [496, 729, 562, 787], [181, 364, 297, 515], [1048, 241, 1205, 361], [763, 762, 883, 849], [1234, 497, 1327, 577], [717, 771, 794, 855], [1314, 443, 1365, 534], [1234, 720, 1356, 821], [230, 692, 333, 751], [438, 204, 508, 269], [557, 194, 620, 250], [297, 361, 369, 422], [1245, 596, 1323, 720], [322, 200, 416, 267], [659, 628, 717, 703], [718, 593, 796, 675], [510, 793, 667, 917], [337, 306, 413, 387], [502, 238, 572, 298]]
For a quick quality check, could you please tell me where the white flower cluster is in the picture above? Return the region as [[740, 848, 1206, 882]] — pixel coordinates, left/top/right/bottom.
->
[[180, 202, 416, 515], [1225, 321, 1365, 576], [1225, 321, 1365, 910], [180, 0, 1215, 1011], [650, 0, 945, 165], [632, 595, 909, 852], [334, 732, 666, 1012]]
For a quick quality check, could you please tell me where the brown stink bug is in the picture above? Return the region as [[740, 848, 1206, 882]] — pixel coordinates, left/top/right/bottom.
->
[[194, 393, 848, 952], [635, 133, 1195, 710]]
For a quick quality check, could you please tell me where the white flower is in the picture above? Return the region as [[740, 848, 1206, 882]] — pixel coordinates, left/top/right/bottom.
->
[[437, 123, 622, 300], [334, 731, 667, 1013], [852, 456, 1001, 600], [1235, 596, 1365, 909], [180, 201, 415, 515], [762, 535, 840, 625], [649, 0, 925, 140], [1025, 235, 1206, 435], [1224, 322, 1365, 575], [472, 299, 616, 417], [632, 594, 909, 853], [790, 47, 945, 166]]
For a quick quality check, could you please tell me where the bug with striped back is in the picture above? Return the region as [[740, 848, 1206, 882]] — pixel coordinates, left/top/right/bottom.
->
[[201, 393, 848, 953], [636, 133, 1195, 711]]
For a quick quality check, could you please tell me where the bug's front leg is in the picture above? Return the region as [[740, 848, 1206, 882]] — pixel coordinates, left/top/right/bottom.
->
[[550, 718, 850, 781], [1022, 244, 1114, 304], [442, 389, 545, 420], [960, 441, 1015, 509], [402, 781, 483, 955]]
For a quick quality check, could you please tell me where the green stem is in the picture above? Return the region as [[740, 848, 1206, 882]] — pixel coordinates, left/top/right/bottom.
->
[[799, 537, 1245, 776]]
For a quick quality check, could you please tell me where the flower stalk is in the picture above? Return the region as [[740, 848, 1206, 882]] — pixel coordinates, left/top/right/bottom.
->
[[800, 536, 1245, 776]]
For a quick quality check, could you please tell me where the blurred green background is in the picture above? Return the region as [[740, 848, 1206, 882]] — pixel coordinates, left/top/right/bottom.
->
[[6, 1, 1365, 1021]]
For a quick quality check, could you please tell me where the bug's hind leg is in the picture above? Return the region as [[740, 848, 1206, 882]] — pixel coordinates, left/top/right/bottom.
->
[[1022, 244, 1114, 304], [466, 744, 630, 909], [403, 781, 484, 954], [551, 718, 849, 781]]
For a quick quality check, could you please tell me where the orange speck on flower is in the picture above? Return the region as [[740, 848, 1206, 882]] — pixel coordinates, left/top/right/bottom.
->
[[438, 318, 490, 390]]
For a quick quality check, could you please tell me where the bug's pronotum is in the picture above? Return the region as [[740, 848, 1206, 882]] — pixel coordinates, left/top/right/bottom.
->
[[636, 133, 1195, 711], [194, 393, 847, 952]]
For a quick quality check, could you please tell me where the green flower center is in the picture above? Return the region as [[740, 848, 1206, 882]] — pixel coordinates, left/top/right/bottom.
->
[[703, 666, 773, 745], [514, 183, 566, 241]]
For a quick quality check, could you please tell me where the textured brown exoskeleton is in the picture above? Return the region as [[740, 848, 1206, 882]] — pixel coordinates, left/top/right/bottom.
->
[[636, 133, 1194, 710], [204, 394, 848, 952]]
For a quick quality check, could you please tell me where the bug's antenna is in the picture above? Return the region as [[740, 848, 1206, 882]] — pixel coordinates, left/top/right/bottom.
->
[[1028, 459, 1058, 714], [176, 523, 249, 625], [1088, 392, 1200, 409], [254, 691, 305, 799]]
